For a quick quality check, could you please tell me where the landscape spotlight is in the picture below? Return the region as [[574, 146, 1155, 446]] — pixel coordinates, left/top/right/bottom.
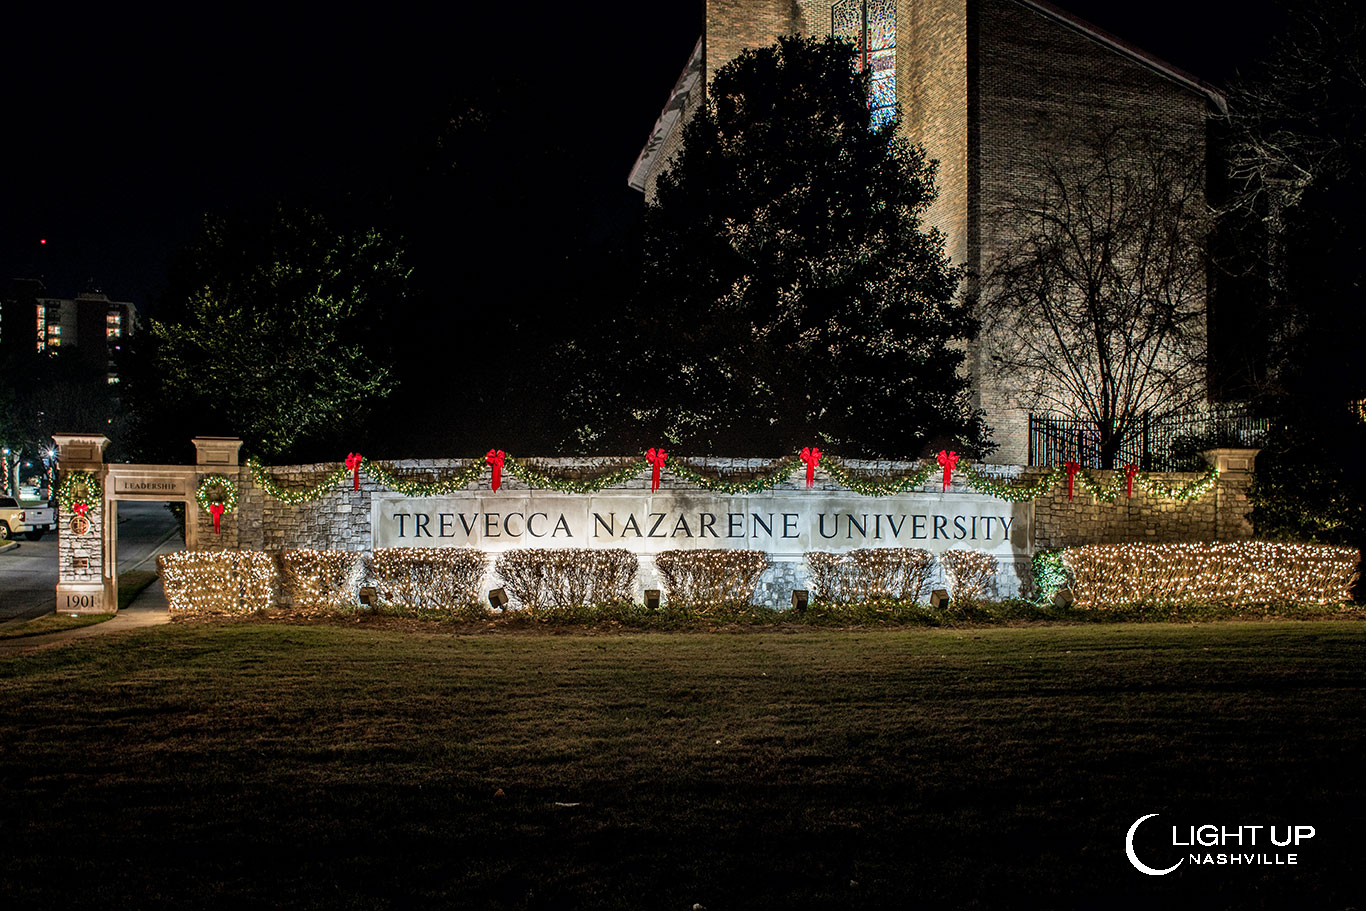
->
[[791, 589, 809, 610], [489, 587, 509, 610], [358, 586, 377, 607], [1052, 588, 1074, 608], [644, 589, 661, 610], [929, 589, 950, 609]]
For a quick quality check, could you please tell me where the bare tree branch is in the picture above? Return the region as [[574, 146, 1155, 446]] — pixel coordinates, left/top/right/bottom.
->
[[981, 123, 1210, 467]]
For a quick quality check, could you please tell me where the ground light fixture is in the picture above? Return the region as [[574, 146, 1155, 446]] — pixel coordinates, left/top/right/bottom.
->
[[791, 589, 809, 610], [488, 587, 509, 610], [1053, 587, 1074, 608], [644, 589, 661, 610], [929, 589, 950, 609]]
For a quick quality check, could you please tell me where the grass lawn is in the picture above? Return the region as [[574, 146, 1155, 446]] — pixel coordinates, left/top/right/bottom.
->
[[0, 621, 1361, 909], [0, 612, 113, 641]]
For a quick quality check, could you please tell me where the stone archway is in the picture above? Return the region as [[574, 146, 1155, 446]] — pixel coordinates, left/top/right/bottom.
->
[[52, 435, 242, 614]]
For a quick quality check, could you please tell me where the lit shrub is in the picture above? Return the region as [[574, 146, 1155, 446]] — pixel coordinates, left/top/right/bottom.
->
[[367, 548, 487, 612], [806, 548, 935, 603], [939, 549, 999, 602], [281, 550, 363, 612], [655, 549, 769, 612], [494, 548, 638, 613], [1062, 540, 1360, 607], [158, 550, 277, 613]]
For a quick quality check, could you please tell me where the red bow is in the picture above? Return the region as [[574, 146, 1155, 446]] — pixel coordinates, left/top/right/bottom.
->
[[73, 502, 90, 518], [209, 502, 225, 534], [345, 452, 363, 490], [936, 450, 958, 491], [1065, 461, 1080, 500], [486, 449, 506, 492], [799, 447, 821, 489], [1124, 463, 1140, 498], [646, 448, 668, 492]]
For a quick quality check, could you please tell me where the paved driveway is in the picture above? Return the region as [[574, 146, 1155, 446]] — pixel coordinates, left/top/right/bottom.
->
[[0, 501, 182, 621]]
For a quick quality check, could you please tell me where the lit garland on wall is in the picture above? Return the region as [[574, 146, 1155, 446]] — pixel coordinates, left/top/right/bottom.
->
[[249, 457, 347, 505], [822, 457, 936, 496], [157, 550, 276, 612], [58, 471, 102, 513], [1130, 465, 1221, 502], [362, 458, 485, 496], [960, 463, 1220, 504], [960, 464, 1063, 502], [1061, 540, 1360, 607], [504, 456, 646, 493], [667, 457, 802, 494], [244, 451, 1224, 505]]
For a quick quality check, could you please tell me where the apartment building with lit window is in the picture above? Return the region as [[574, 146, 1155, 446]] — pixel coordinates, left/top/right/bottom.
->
[[2, 280, 137, 383]]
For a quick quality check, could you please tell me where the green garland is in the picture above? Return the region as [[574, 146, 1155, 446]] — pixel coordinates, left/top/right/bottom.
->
[[245, 452, 1222, 504], [667, 457, 801, 494], [822, 456, 936, 496], [58, 471, 102, 513], [196, 475, 238, 513], [1136, 464, 1220, 501], [504, 456, 646, 493], [248, 456, 347, 505], [962, 464, 1064, 502], [363, 458, 485, 495]]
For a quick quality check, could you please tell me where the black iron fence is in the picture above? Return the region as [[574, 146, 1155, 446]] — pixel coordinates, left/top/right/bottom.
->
[[1028, 406, 1270, 470]]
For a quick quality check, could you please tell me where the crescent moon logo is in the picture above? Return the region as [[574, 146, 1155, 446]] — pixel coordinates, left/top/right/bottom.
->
[[1126, 813, 1183, 876]]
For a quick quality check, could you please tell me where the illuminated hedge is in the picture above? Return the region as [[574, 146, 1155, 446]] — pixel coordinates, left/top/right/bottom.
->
[[282, 550, 363, 612], [367, 548, 487, 611], [806, 548, 934, 604], [494, 548, 638, 613], [939, 549, 1000, 602], [157, 550, 277, 613], [654, 549, 770, 611], [1061, 541, 1361, 607]]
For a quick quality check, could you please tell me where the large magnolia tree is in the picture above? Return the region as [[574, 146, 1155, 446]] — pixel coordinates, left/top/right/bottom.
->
[[567, 36, 987, 458]]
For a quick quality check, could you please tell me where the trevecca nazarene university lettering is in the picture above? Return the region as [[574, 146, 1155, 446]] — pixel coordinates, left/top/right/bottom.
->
[[371, 490, 1031, 557]]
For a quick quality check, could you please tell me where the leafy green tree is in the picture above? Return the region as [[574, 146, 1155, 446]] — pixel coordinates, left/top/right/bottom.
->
[[569, 36, 986, 457], [131, 205, 409, 462]]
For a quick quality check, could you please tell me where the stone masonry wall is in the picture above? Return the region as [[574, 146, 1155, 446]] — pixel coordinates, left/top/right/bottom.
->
[[221, 452, 1257, 605]]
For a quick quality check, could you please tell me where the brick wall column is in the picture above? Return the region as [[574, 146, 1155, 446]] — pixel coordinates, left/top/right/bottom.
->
[[52, 433, 112, 614], [1203, 448, 1259, 540]]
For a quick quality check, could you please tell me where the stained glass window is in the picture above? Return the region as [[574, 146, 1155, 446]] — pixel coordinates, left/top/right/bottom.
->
[[831, 0, 897, 128]]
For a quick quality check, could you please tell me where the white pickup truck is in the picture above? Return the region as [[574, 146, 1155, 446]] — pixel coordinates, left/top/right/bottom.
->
[[0, 497, 57, 541]]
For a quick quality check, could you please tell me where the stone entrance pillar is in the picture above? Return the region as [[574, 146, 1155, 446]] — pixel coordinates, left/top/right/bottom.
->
[[191, 437, 243, 550], [1202, 448, 1260, 540], [52, 434, 112, 614]]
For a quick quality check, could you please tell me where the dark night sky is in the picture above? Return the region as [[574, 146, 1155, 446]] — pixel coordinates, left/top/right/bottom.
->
[[3, 2, 1287, 311]]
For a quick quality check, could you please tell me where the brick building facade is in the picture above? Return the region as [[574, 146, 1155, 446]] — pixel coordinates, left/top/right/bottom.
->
[[630, 1, 1224, 463]]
